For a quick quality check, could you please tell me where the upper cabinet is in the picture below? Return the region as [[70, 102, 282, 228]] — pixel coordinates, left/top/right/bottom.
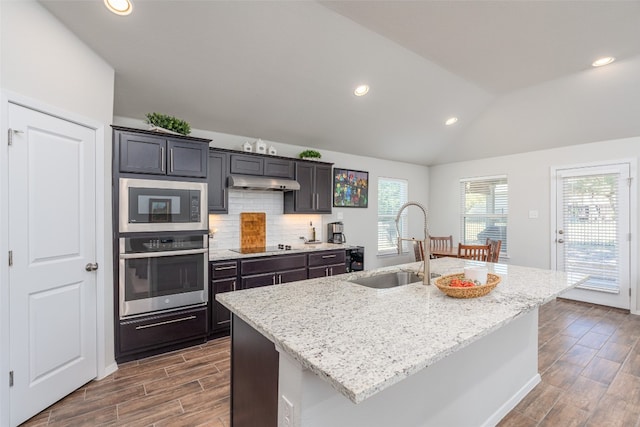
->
[[284, 161, 332, 214], [230, 153, 294, 179], [208, 150, 228, 213], [114, 126, 210, 178]]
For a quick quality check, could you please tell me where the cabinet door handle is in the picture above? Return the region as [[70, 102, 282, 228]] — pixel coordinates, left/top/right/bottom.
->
[[278, 274, 282, 284], [160, 147, 165, 172], [329, 267, 333, 276], [272, 275, 276, 286], [325, 267, 329, 276], [232, 280, 236, 291], [322, 254, 337, 259], [316, 193, 319, 209], [215, 266, 236, 271], [135, 315, 196, 330], [169, 149, 174, 172]]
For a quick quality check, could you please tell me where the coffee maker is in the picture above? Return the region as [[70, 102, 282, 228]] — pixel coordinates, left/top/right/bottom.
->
[[327, 222, 346, 244]]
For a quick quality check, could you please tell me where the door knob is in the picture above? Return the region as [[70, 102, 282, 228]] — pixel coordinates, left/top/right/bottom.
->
[[85, 262, 99, 272], [557, 239, 564, 244]]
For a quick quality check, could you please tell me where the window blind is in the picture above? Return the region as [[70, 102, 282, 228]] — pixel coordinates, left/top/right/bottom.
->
[[378, 177, 408, 255], [460, 176, 508, 255]]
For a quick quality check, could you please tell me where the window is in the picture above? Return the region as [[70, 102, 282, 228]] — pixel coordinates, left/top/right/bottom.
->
[[378, 177, 408, 255], [460, 176, 508, 255]]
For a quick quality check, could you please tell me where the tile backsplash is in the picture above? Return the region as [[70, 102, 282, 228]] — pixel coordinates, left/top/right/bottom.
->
[[208, 189, 323, 249]]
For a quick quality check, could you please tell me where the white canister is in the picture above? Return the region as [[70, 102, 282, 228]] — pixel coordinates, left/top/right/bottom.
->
[[464, 266, 488, 285]]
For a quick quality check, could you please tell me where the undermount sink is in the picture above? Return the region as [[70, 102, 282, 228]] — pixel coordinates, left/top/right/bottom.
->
[[349, 271, 422, 289]]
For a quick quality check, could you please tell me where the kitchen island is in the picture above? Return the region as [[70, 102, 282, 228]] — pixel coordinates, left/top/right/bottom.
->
[[217, 257, 587, 427]]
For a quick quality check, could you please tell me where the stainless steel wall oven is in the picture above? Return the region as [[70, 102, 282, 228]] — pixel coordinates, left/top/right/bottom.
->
[[119, 233, 208, 318]]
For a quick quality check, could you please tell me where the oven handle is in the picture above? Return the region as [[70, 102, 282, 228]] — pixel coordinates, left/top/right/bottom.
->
[[120, 248, 208, 259]]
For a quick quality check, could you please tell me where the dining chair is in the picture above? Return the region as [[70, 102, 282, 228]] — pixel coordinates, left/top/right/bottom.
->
[[485, 239, 502, 263], [430, 235, 453, 252], [457, 243, 490, 261]]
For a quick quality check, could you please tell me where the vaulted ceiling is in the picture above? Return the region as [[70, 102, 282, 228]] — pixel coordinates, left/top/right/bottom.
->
[[40, 0, 640, 165]]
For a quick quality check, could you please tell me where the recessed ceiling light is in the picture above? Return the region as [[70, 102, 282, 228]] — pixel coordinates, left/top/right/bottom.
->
[[445, 117, 458, 126], [104, 0, 133, 16], [592, 57, 615, 67], [354, 85, 369, 97]]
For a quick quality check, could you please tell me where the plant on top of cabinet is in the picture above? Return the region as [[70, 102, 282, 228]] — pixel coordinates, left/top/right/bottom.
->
[[298, 149, 321, 160], [145, 112, 191, 136]]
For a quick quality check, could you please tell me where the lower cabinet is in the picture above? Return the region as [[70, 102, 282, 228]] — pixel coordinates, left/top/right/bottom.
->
[[308, 250, 347, 278], [210, 261, 238, 335], [240, 254, 307, 289], [207, 250, 350, 339], [118, 306, 207, 362]]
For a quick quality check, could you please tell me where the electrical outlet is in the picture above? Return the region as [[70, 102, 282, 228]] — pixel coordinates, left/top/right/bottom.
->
[[282, 395, 294, 427]]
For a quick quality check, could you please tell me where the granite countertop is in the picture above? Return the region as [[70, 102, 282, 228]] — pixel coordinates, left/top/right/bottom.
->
[[209, 242, 357, 261], [217, 257, 588, 404]]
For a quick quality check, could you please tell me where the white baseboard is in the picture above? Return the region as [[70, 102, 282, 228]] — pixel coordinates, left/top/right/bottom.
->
[[97, 362, 118, 380], [482, 373, 541, 427]]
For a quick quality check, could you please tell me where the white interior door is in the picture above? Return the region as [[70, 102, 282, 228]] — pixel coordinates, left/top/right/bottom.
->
[[8, 103, 97, 426], [552, 163, 631, 309]]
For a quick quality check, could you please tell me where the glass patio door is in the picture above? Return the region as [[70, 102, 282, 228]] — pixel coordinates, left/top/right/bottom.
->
[[552, 163, 631, 309]]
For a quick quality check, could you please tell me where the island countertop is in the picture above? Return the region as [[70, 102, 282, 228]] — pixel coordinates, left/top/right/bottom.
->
[[216, 257, 587, 404]]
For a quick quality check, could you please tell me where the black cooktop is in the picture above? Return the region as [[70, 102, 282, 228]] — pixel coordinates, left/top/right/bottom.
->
[[229, 244, 292, 254]]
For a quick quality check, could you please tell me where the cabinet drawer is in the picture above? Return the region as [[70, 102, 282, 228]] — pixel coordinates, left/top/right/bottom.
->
[[211, 261, 238, 279], [119, 307, 207, 354], [308, 250, 346, 267], [240, 254, 306, 276]]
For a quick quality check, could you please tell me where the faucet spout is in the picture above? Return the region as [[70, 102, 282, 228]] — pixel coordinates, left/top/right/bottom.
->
[[395, 201, 431, 285]]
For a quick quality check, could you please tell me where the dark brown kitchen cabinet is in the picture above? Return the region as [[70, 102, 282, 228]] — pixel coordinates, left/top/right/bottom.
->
[[230, 154, 263, 176], [208, 150, 228, 213], [230, 153, 295, 179], [240, 253, 307, 289], [115, 126, 209, 178], [117, 306, 207, 362], [210, 260, 237, 334], [264, 158, 295, 178], [308, 250, 347, 278], [284, 161, 332, 213]]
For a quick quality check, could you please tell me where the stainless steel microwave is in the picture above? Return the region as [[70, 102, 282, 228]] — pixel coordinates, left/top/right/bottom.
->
[[119, 178, 207, 233]]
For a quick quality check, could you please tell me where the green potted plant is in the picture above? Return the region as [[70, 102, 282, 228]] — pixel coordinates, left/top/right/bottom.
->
[[145, 112, 191, 136], [299, 149, 322, 160]]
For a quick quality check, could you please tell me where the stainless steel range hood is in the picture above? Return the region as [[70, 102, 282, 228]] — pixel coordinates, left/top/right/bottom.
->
[[228, 174, 300, 191]]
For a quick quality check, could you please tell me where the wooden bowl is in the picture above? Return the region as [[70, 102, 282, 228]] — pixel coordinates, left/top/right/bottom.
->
[[434, 273, 501, 298]]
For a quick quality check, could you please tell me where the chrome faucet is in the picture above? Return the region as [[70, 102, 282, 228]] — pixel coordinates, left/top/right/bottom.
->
[[395, 201, 431, 285]]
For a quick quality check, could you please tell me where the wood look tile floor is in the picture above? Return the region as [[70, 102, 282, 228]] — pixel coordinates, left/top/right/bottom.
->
[[21, 299, 640, 427]]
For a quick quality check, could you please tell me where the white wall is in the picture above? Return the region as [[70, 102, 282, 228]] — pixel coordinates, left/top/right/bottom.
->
[[116, 117, 430, 270], [0, 2, 115, 423], [429, 136, 640, 312]]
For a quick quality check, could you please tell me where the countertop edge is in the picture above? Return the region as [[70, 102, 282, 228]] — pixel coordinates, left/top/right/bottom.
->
[[217, 261, 589, 404]]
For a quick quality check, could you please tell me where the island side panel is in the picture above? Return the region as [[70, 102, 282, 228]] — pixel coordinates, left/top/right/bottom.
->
[[231, 314, 279, 427], [279, 309, 540, 427]]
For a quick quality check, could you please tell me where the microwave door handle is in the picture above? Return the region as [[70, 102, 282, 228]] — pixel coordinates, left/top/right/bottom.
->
[[120, 248, 208, 259]]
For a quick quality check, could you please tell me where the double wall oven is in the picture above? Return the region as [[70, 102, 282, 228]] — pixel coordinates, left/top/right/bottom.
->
[[118, 178, 208, 318]]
